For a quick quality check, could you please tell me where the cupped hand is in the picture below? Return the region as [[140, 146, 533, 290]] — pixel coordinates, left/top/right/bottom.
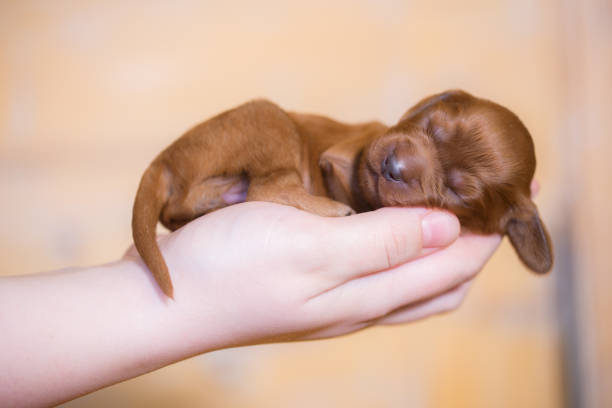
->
[[125, 202, 501, 349]]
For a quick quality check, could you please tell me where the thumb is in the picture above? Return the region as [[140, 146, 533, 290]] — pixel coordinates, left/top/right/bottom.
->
[[317, 207, 460, 280]]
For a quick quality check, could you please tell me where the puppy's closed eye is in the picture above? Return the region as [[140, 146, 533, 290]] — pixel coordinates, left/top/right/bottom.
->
[[445, 168, 483, 204]]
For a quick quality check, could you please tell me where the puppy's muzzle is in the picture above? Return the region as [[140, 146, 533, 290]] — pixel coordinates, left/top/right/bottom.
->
[[381, 143, 425, 190]]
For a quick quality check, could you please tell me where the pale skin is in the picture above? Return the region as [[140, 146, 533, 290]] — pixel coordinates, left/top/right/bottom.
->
[[0, 201, 510, 407]]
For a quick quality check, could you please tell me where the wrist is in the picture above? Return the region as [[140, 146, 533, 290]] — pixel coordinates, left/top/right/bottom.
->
[[119, 257, 235, 361], [107, 259, 221, 368]]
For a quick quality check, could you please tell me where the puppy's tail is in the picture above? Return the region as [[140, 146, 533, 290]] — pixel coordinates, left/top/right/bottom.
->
[[132, 161, 174, 298]]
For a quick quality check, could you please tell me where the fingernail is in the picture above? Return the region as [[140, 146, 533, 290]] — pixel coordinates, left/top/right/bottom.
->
[[421, 211, 460, 247]]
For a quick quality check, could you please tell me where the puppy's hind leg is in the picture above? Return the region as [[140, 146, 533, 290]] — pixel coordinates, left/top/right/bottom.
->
[[160, 175, 250, 230], [247, 170, 355, 217]]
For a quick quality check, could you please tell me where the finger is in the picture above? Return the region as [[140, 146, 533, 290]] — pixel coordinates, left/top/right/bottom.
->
[[309, 233, 500, 323], [315, 207, 460, 281], [373, 280, 473, 325], [298, 280, 473, 340], [531, 179, 540, 198]]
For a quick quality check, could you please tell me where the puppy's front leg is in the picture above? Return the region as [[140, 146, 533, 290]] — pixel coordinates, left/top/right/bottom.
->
[[248, 170, 355, 217]]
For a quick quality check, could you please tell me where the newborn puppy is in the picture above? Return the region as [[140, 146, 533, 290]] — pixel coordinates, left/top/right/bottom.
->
[[133, 90, 553, 298]]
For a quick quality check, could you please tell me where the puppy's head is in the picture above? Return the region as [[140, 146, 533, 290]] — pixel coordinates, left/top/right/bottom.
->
[[359, 90, 553, 273]]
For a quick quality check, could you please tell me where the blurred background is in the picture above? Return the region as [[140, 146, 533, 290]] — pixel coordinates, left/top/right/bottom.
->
[[1, 0, 610, 407]]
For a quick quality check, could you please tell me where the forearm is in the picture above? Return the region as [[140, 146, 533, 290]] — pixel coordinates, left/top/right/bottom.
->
[[0, 261, 211, 407]]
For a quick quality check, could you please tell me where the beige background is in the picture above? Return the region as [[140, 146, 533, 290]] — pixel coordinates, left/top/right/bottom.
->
[[1, 0, 609, 407]]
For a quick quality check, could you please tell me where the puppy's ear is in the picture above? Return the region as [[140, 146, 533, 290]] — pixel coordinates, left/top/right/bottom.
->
[[506, 203, 553, 274], [320, 134, 370, 208]]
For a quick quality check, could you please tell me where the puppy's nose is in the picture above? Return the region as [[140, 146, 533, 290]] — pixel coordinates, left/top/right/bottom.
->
[[381, 145, 424, 188], [381, 152, 403, 182]]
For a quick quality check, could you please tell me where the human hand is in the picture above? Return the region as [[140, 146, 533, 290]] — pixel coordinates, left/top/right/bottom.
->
[[0, 185, 534, 407], [125, 201, 501, 350]]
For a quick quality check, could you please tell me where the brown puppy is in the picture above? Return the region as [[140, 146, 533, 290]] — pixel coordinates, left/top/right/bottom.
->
[[133, 90, 553, 298]]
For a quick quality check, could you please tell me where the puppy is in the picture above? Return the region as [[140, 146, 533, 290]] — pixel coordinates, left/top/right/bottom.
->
[[133, 90, 553, 298]]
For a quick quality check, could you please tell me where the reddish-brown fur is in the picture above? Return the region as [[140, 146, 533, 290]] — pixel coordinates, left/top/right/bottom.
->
[[133, 90, 553, 298]]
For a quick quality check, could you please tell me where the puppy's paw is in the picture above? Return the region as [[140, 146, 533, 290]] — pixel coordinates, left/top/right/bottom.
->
[[301, 198, 355, 218], [343, 207, 356, 216], [329, 202, 355, 217]]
